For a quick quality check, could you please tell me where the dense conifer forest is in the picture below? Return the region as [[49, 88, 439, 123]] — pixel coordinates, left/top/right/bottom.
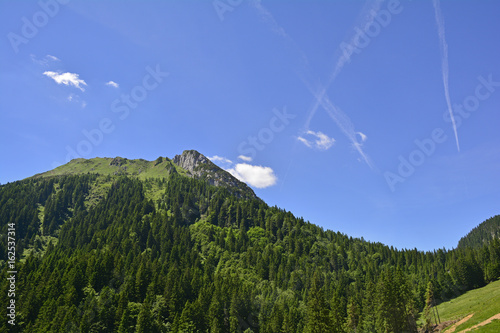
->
[[1, 167, 499, 332], [457, 215, 500, 249]]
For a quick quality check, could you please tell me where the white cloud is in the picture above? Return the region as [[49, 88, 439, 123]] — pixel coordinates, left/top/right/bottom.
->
[[297, 136, 312, 148], [209, 153, 275, 188], [209, 155, 233, 165], [106, 80, 119, 88], [357, 131, 367, 142], [298, 130, 335, 150], [238, 155, 253, 162], [303, 82, 375, 168], [46, 55, 60, 61], [31, 54, 60, 66], [227, 163, 277, 188], [43, 71, 87, 91]]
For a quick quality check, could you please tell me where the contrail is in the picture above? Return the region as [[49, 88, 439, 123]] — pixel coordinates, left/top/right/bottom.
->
[[304, 0, 384, 130], [433, 0, 460, 152], [303, 79, 375, 169], [250, 0, 376, 169], [249, 0, 310, 67]]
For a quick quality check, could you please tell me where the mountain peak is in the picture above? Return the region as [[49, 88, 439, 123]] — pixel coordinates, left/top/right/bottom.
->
[[172, 150, 210, 172], [172, 150, 256, 199]]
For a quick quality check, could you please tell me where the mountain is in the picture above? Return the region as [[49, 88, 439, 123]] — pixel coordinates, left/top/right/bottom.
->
[[34, 150, 256, 199], [457, 215, 500, 249], [1, 150, 499, 332]]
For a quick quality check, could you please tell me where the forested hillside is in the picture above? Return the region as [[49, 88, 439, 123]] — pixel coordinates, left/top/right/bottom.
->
[[1, 155, 499, 332], [457, 215, 500, 249]]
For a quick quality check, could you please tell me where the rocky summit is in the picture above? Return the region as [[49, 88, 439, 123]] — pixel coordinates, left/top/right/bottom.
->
[[172, 150, 255, 199]]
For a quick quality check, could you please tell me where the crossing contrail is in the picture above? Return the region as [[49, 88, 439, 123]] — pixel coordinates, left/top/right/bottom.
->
[[250, 0, 377, 169], [303, 78, 375, 169], [304, 0, 384, 130]]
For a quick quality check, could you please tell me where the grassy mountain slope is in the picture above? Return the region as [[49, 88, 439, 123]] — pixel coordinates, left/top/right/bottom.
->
[[33, 150, 256, 199], [34, 156, 181, 180], [428, 279, 500, 332]]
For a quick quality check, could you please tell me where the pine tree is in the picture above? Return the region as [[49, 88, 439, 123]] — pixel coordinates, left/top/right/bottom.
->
[[305, 272, 333, 333], [357, 277, 374, 333], [346, 297, 360, 333], [423, 281, 435, 331], [136, 303, 154, 333], [118, 307, 134, 333], [330, 286, 346, 333]]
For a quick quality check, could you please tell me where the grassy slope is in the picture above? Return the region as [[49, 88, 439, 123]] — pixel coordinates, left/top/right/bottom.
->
[[32, 154, 255, 199], [431, 279, 500, 332], [34, 156, 180, 180]]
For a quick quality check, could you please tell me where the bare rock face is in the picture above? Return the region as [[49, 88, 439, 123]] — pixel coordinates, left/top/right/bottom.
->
[[172, 150, 256, 199], [172, 150, 211, 176]]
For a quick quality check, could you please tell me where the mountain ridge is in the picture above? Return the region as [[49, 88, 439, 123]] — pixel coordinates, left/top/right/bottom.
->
[[32, 149, 256, 199]]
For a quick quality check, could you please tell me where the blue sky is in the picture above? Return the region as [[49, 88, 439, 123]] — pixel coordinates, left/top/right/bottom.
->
[[1, 0, 499, 251]]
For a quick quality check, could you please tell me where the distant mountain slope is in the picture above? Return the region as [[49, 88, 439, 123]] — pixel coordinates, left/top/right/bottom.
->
[[33, 150, 256, 199], [457, 215, 500, 249]]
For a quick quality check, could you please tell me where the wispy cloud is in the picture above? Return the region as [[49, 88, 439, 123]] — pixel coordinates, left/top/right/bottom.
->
[[46, 55, 60, 61], [357, 131, 367, 142], [433, 0, 460, 152], [209, 155, 233, 165], [67, 93, 87, 108], [43, 71, 87, 91], [238, 155, 253, 162], [297, 137, 312, 148], [106, 80, 119, 88], [227, 163, 277, 188], [31, 54, 60, 66], [298, 130, 335, 150]]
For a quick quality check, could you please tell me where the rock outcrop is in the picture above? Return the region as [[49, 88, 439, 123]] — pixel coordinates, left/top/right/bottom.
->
[[173, 150, 256, 199]]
